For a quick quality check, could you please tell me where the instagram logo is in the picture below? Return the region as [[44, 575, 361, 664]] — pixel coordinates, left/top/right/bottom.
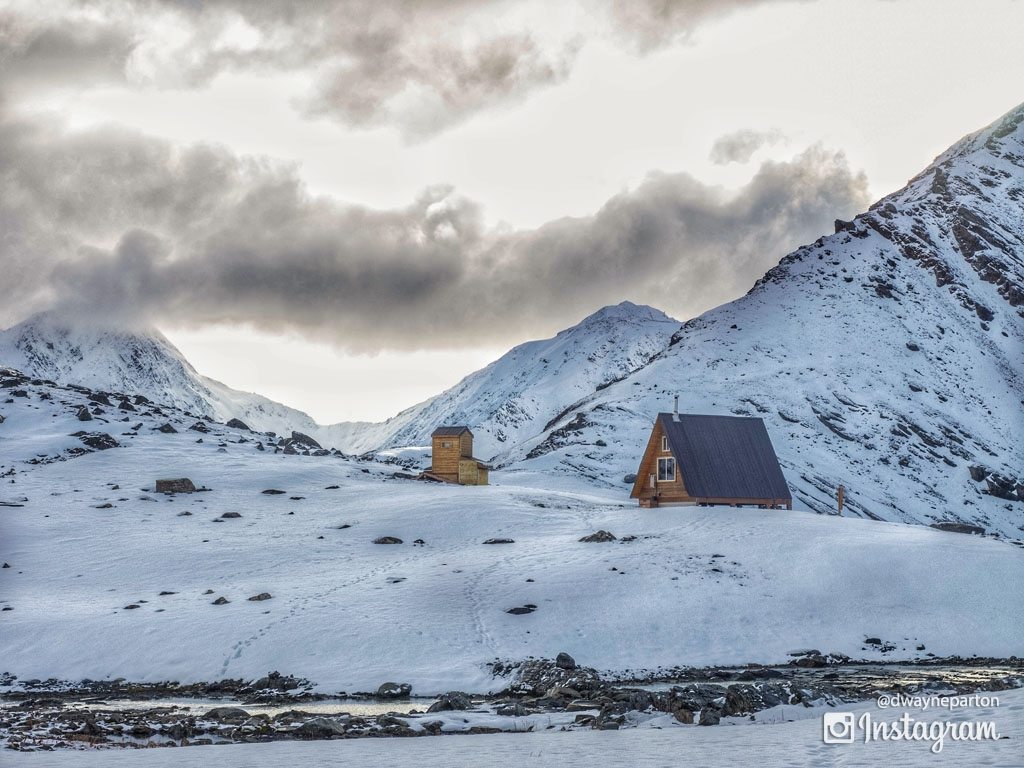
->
[[822, 712, 855, 744]]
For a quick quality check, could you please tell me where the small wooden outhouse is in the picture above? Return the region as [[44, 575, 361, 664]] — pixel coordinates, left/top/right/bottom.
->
[[428, 426, 490, 485]]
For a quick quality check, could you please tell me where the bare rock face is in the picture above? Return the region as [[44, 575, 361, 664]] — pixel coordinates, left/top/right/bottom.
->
[[155, 478, 197, 494]]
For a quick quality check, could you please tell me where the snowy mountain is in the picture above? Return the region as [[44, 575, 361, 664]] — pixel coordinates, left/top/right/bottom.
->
[[0, 313, 320, 436], [506, 104, 1024, 537], [323, 302, 680, 457]]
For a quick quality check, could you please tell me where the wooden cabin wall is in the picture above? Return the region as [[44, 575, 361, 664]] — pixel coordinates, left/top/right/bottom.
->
[[630, 419, 690, 501], [431, 436, 464, 476]]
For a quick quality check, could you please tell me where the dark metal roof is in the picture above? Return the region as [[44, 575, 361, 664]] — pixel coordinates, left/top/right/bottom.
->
[[657, 413, 791, 500], [431, 425, 473, 437]]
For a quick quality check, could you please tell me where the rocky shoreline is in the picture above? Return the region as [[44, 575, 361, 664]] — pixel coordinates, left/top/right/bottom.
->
[[3, 655, 1022, 752]]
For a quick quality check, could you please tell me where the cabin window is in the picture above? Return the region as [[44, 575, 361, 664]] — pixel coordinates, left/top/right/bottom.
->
[[441, 440, 452, 449], [661, 435, 669, 452], [657, 457, 675, 482]]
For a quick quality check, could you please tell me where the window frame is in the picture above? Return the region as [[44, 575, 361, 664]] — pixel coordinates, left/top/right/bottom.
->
[[441, 440, 452, 449], [661, 435, 669, 452], [657, 456, 675, 482]]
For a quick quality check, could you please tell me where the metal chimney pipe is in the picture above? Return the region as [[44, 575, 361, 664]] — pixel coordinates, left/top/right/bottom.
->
[[673, 395, 679, 420]]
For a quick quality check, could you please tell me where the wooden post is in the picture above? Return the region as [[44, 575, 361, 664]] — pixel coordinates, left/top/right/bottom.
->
[[837, 484, 846, 515]]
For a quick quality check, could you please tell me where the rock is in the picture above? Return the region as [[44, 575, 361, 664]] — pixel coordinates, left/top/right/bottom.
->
[[220, 511, 242, 519], [212, 596, 230, 605], [723, 686, 759, 715], [262, 489, 286, 495], [247, 592, 272, 601], [203, 707, 250, 722], [134, 394, 151, 405], [623, 473, 637, 484], [506, 605, 536, 615], [905, 341, 920, 351], [374, 536, 403, 544], [427, 691, 472, 712], [930, 521, 985, 535], [864, 637, 882, 645], [482, 538, 515, 544], [377, 681, 412, 698], [295, 717, 346, 739], [225, 418, 251, 431], [290, 431, 322, 450], [76, 406, 93, 422], [117, 400, 136, 411], [189, 421, 211, 433], [579, 530, 616, 543], [155, 478, 197, 494], [962, 462, 987, 481], [698, 708, 721, 726], [74, 432, 119, 451], [496, 702, 527, 716], [791, 654, 828, 668], [555, 652, 576, 670], [672, 708, 694, 724]]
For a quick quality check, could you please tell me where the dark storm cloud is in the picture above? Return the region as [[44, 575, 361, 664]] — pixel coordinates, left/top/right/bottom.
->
[[1, 116, 869, 350], [710, 128, 786, 164], [1, 0, 809, 140], [0, 1, 579, 140]]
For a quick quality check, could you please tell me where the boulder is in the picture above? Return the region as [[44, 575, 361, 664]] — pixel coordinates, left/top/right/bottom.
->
[[966, 466, 991, 483], [155, 423, 177, 433], [374, 536, 403, 544], [247, 592, 272, 601], [295, 717, 346, 739], [117, 400, 136, 411], [262, 488, 286, 494], [189, 421, 211, 433], [555, 652, 577, 670], [672, 708, 694, 724], [698, 708, 721, 726], [482, 538, 515, 544], [427, 691, 472, 712], [220, 511, 242, 519], [225, 418, 251, 431], [377, 681, 412, 698], [290, 431, 322, 450], [506, 605, 536, 615], [212, 596, 230, 605], [579, 530, 617, 543], [155, 478, 197, 494], [76, 406, 93, 422], [623, 473, 637, 484], [203, 707, 250, 722], [78, 432, 119, 451]]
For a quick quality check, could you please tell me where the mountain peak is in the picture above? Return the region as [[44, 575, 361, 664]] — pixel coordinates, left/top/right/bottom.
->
[[575, 301, 676, 327]]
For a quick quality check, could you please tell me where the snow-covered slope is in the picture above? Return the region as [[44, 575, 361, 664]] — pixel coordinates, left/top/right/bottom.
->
[[509, 104, 1024, 537], [0, 313, 320, 436], [1, 372, 1021, 693], [324, 302, 680, 457]]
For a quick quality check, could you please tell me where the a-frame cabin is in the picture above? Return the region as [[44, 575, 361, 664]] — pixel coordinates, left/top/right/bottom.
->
[[630, 411, 791, 509]]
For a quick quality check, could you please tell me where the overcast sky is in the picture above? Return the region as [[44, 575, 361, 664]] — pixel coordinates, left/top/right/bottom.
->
[[2, 0, 1023, 421]]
